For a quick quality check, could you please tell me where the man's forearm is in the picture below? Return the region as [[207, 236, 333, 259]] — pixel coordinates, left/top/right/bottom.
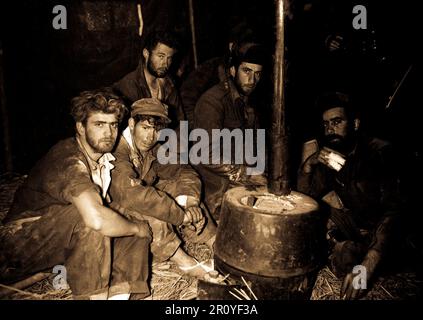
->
[[203, 163, 243, 182], [297, 169, 313, 194], [368, 215, 397, 257], [177, 165, 202, 198], [95, 205, 141, 237]]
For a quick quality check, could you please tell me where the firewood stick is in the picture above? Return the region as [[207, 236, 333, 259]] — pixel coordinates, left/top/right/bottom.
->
[[0, 272, 50, 298]]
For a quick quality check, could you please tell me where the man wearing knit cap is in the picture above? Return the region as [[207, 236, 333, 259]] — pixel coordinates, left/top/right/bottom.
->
[[109, 98, 218, 279], [193, 43, 268, 220], [180, 23, 260, 129]]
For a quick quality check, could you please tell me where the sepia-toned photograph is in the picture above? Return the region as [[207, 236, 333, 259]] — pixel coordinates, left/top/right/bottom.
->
[[0, 0, 421, 306]]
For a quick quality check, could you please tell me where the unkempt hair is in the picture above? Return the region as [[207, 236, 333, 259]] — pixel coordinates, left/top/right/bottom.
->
[[70, 88, 127, 124], [231, 42, 266, 68], [144, 28, 180, 53], [315, 92, 359, 120]]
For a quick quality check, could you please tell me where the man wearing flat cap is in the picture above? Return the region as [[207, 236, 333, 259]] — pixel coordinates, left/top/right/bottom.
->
[[1, 90, 151, 300], [109, 98, 217, 279], [193, 43, 268, 219]]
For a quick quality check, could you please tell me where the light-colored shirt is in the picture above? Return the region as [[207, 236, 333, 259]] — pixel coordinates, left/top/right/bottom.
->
[[77, 137, 115, 202]]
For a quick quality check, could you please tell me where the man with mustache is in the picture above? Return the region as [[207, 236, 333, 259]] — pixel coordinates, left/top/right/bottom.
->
[[180, 23, 259, 130], [193, 43, 267, 219], [109, 98, 218, 279], [0, 90, 151, 300], [112, 28, 185, 126], [297, 92, 403, 300]]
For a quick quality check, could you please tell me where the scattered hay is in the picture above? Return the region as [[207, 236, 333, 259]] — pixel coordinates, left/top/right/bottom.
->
[[0, 173, 213, 301], [311, 266, 341, 300], [2, 243, 211, 300], [145, 240, 214, 300], [7, 275, 72, 300], [1, 174, 421, 300], [311, 266, 422, 300], [367, 272, 422, 300], [146, 264, 196, 300]]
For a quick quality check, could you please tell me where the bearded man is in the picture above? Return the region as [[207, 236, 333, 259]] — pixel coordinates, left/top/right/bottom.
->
[[0, 90, 151, 300], [297, 92, 403, 299], [112, 28, 185, 126]]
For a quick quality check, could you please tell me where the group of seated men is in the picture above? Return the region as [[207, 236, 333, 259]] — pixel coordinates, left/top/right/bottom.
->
[[0, 28, 403, 300]]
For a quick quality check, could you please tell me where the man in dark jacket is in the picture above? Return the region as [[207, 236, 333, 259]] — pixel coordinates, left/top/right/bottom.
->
[[110, 98, 217, 279], [180, 24, 259, 129], [112, 29, 185, 127], [0, 90, 151, 300], [297, 92, 403, 299], [193, 44, 267, 219]]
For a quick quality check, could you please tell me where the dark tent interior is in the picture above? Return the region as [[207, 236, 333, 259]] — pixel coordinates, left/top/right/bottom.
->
[[1, 0, 420, 173], [0, 0, 421, 300]]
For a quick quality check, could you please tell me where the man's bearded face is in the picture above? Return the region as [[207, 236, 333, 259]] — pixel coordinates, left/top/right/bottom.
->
[[232, 62, 263, 96], [145, 43, 176, 78], [84, 112, 119, 153], [322, 107, 350, 150]]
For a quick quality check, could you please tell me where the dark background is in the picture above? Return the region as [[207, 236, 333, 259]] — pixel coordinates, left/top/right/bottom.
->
[[0, 0, 420, 193]]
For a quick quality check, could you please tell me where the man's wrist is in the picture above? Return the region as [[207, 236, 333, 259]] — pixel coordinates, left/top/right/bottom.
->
[[185, 196, 200, 208], [175, 195, 199, 208], [133, 221, 143, 235], [361, 249, 382, 279]]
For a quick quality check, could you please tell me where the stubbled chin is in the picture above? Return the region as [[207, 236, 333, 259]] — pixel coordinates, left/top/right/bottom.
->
[[156, 70, 167, 77], [138, 143, 153, 152], [97, 146, 114, 153]]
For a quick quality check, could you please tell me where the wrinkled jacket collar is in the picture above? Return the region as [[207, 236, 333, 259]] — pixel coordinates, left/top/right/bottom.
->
[[223, 77, 249, 111], [134, 57, 174, 100], [76, 136, 115, 200], [122, 127, 157, 179], [134, 57, 153, 98]]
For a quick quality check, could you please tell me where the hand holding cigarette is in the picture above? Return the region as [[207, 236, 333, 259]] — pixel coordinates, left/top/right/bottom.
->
[[318, 147, 346, 171]]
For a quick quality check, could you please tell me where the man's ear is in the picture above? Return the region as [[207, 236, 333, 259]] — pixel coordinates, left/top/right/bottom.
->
[[354, 118, 360, 131], [142, 48, 149, 61], [76, 122, 85, 136], [128, 118, 135, 131], [230, 66, 236, 78]]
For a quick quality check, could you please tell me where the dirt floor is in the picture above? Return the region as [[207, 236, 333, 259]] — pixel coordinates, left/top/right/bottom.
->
[[1, 173, 422, 300]]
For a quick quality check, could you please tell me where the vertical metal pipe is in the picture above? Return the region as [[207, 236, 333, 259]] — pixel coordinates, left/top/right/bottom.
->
[[188, 0, 198, 69], [269, 0, 290, 195]]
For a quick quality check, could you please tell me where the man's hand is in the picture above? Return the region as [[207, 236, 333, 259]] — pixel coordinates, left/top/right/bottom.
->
[[303, 148, 346, 173], [178, 196, 205, 234], [302, 151, 322, 173], [340, 249, 381, 300], [183, 206, 203, 225], [325, 34, 345, 52], [182, 206, 206, 235], [193, 216, 206, 235], [185, 196, 200, 209], [318, 147, 346, 171], [340, 272, 365, 300], [135, 221, 152, 241]]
